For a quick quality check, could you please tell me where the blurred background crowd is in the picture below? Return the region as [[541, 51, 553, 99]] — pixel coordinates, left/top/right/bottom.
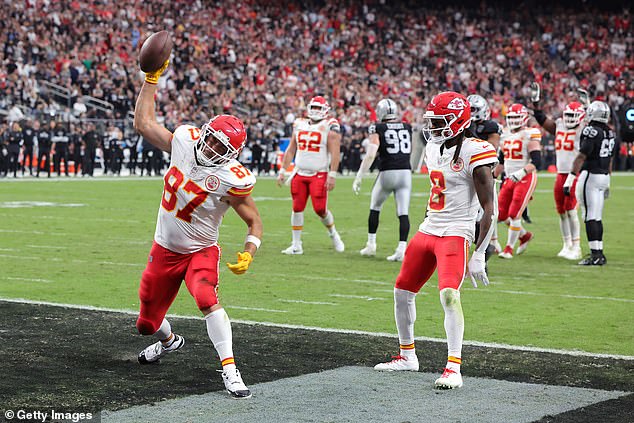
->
[[1, 0, 633, 177]]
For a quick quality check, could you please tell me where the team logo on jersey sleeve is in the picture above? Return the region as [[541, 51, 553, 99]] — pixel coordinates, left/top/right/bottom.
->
[[205, 175, 220, 192], [451, 158, 464, 172]]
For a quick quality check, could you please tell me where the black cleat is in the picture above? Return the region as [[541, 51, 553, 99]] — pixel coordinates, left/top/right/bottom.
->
[[578, 255, 607, 266]]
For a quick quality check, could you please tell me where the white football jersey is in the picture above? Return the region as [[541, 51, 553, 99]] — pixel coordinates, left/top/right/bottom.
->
[[420, 138, 498, 242], [154, 125, 256, 254], [292, 117, 340, 175], [500, 127, 541, 175], [553, 118, 582, 174]]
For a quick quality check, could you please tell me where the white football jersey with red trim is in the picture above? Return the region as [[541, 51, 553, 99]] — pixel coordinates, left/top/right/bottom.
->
[[293, 117, 340, 175], [553, 118, 582, 174], [419, 138, 498, 242], [500, 127, 542, 175], [154, 125, 256, 254]]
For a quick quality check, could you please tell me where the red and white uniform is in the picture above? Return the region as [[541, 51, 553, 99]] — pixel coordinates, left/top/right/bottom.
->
[[293, 117, 340, 175], [498, 127, 540, 221], [290, 117, 340, 214], [136, 125, 255, 335], [396, 138, 497, 293], [553, 119, 583, 213]]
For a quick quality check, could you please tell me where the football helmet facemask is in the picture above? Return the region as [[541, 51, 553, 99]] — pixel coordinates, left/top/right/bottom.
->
[[467, 94, 491, 121], [422, 91, 472, 144], [563, 101, 585, 129], [195, 115, 247, 168], [307, 96, 330, 121], [506, 103, 529, 130]]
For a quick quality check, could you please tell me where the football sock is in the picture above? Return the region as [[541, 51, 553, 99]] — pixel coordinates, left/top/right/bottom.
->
[[567, 210, 581, 248], [559, 213, 572, 248], [205, 308, 235, 370], [367, 233, 377, 245], [155, 318, 173, 344], [291, 211, 304, 246], [398, 215, 410, 242], [491, 221, 499, 245], [396, 241, 407, 252], [368, 209, 380, 234], [507, 218, 522, 248], [440, 288, 464, 363], [394, 288, 416, 357], [320, 210, 336, 235], [446, 356, 462, 373]]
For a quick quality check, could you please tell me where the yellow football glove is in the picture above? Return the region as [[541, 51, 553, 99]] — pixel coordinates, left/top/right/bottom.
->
[[226, 251, 253, 275], [145, 60, 169, 85]]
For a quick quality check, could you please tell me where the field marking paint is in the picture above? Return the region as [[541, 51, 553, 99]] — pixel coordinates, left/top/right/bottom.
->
[[219, 305, 289, 313], [0, 229, 67, 236], [0, 254, 41, 260], [329, 294, 389, 301], [0, 201, 85, 208], [3, 277, 52, 283], [26, 244, 69, 249], [266, 272, 392, 286], [1, 297, 632, 361], [473, 288, 634, 303], [278, 299, 339, 306]]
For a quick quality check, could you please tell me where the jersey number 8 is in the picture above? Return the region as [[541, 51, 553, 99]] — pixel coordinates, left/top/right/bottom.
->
[[385, 129, 411, 154]]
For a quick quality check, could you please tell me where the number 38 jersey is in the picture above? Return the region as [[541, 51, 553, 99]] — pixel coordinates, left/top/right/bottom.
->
[[154, 125, 256, 254], [293, 117, 340, 176], [500, 127, 542, 175], [369, 122, 412, 171], [419, 138, 498, 242], [553, 118, 582, 174]]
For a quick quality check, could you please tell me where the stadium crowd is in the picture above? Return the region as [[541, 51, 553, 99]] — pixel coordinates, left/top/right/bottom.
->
[[1, 0, 633, 177]]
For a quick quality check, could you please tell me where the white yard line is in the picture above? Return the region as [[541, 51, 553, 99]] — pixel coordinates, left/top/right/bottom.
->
[[278, 299, 338, 306], [26, 244, 69, 249], [222, 305, 288, 313], [3, 277, 52, 283], [470, 288, 634, 303], [266, 272, 391, 286], [329, 294, 389, 301], [0, 297, 631, 361]]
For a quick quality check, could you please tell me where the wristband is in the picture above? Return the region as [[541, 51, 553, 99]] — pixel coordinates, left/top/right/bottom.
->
[[328, 171, 337, 178], [245, 235, 261, 249]]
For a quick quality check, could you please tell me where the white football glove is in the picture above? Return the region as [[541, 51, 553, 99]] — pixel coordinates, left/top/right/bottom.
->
[[604, 187, 610, 199], [468, 251, 489, 288], [509, 168, 527, 183], [530, 82, 541, 104], [352, 176, 362, 195], [577, 88, 590, 107], [563, 173, 575, 196]]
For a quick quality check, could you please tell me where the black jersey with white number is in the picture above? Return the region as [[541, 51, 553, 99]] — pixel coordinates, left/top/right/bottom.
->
[[579, 122, 615, 174], [369, 121, 412, 171], [468, 119, 502, 142]]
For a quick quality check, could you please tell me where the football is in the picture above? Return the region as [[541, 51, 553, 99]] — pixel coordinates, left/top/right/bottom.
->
[[139, 31, 172, 73]]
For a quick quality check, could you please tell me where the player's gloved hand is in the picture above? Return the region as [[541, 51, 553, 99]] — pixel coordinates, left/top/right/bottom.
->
[[352, 176, 362, 195], [226, 251, 253, 275], [509, 168, 527, 183], [276, 169, 287, 187], [563, 173, 576, 196], [530, 82, 541, 104], [604, 187, 610, 199], [468, 251, 489, 288], [145, 60, 169, 85], [577, 88, 590, 107]]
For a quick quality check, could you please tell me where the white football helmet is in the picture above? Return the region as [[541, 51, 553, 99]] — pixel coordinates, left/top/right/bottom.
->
[[506, 103, 529, 130], [586, 101, 610, 124], [376, 98, 398, 122], [563, 101, 585, 129], [307, 96, 330, 121], [467, 94, 491, 121]]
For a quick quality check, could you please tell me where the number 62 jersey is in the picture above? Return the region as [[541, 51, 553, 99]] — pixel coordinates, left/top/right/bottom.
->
[[419, 138, 498, 242], [154, 124, 256, 254]]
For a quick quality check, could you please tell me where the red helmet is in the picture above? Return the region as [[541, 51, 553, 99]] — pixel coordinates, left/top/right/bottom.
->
[[563, 101, 585, 129], [422, 91, 471, 144], [506, 103, 529, 130], [196, 115, 247, 168], [307, 96, 330, 121]]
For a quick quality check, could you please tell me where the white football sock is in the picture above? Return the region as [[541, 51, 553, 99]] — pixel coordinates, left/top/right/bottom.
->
[[367, 233, 377, 244], [440, 288, 464, 366], [321, 210, 336, 235], [155, 318, 173, 344], [567, 210, 581, 248], [589, 240, 603, 250], [394, 288, 417, 358], [507, 218, 522, 248], [291, 211, 304, 246], [559, 213, 572, 248], [396, 241, 407, 252], [205, 308, 235, 369]]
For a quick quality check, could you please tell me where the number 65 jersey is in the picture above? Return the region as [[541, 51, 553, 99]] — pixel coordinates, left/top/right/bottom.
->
[[420, 138, 498, 242], [154, 125, 256, 254]]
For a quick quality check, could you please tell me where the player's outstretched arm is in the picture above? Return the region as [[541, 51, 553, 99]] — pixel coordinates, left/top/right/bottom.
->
[[530, 82, 556, 135], [225, 195, 263, 275], [277, 133, 298, 186], [469, 164, 497, 287], [353, 135, 379, 194], [133, 61, 173, 153]]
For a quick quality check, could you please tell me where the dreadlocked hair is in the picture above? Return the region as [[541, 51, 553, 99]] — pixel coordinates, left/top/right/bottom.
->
[[451, 133, 465, 165]]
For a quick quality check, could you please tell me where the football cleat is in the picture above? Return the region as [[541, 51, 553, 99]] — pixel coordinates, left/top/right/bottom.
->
[[386, 249, 405, 262], [281, 244, 303, 255], [221, 368, 252, 399], [557, 245, 571, 258], [360, 243, 377, 257], [434, 368, 463, 389], [490, 240, 502, 254], [374, 355, 419, 371], [579, 254, 606, 266], [564, 246, 582, 261], [516, 232, 534, 255], [138, 334, 185, 364], [498, 246, 514, 259], [331, 232, 345, 253]]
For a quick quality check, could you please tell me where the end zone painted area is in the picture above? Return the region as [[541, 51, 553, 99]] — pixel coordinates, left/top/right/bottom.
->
[[102, 366, 629, 423]]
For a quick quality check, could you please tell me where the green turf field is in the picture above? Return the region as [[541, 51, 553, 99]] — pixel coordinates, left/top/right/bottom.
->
[[0, 173, 632, 356]]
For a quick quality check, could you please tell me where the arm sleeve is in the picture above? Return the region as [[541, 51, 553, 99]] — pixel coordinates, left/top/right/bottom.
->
[[529, 149, 542, 169]]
